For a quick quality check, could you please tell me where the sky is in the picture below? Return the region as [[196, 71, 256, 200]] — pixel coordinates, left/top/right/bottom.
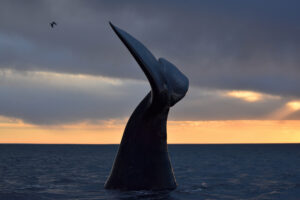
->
[[1, 0, 300, 144]]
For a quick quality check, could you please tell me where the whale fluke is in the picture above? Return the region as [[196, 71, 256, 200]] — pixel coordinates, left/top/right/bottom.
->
[[105, 22, 189, 190]]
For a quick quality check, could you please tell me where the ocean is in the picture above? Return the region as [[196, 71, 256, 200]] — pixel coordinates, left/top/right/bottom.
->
[[0, 144, 300, 200]]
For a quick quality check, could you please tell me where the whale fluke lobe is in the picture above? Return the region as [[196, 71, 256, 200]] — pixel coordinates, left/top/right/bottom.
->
[[105, 22, 189, 190]]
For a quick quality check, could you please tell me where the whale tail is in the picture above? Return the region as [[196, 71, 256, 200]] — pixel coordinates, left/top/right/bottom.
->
[[105, 22, 189, 190], [109, 22, 188, 107]]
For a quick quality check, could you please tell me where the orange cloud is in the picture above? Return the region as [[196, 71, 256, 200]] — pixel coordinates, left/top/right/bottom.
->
[[268, 100, 300, 120], [226, 90, 280, 102], [287, 101, 300, 111]]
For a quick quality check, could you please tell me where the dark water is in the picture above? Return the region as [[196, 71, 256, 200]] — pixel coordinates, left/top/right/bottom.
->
[[0, 144, 300, 200]]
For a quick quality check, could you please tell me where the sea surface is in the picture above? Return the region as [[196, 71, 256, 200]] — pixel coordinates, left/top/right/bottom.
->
[[0, 144, 300, 200]]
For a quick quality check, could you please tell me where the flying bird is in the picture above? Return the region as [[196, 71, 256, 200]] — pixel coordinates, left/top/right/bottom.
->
[[49, 21, 57, 28]]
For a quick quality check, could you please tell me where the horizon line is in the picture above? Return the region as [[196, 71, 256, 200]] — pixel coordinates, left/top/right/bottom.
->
[[1, 142, 299, 145]]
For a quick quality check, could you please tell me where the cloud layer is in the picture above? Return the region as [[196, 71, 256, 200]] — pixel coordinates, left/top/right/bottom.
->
[[0, 69, 297, 125], [0, 0, 300, 124]]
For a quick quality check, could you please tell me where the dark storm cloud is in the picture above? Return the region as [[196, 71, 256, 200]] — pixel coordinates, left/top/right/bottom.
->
[[170, 88, 287, 121], [1, 0, 300, 124], [0, 70, 294, 125], [1, 0, 300, 97], [0, 70, 149, 124]]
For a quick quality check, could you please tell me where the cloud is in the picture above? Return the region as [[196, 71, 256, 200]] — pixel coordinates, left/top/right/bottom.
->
[[286, 111, 300, 120], [286, 101, 300, 111], [0, 0, 300, 98], [225, 90, 280, 102], [1, 69, 298, 125], [0, 69, 148, 124], [169, 87, 288, 121], [1, 1, 300, 125], [284, 101, 300, 120]]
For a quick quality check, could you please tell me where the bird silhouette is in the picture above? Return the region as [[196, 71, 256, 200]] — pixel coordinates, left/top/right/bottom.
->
[[50, 21, 57, 28]]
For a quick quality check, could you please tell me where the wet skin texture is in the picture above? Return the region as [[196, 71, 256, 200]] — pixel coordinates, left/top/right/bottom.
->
[[105, 23, 189, 191]]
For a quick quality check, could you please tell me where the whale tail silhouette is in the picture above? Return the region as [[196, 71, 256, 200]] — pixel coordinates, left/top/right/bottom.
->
[[109, 22, 188, 107], [105, 22, 189, 190]]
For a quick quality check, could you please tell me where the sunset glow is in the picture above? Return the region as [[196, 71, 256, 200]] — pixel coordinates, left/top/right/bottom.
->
[[1, 117, 300, 144], [226, 91, 263, 102], [226, 90, 280, 102], [287, 101, 300, 111], [1, 1, 300, 145]]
